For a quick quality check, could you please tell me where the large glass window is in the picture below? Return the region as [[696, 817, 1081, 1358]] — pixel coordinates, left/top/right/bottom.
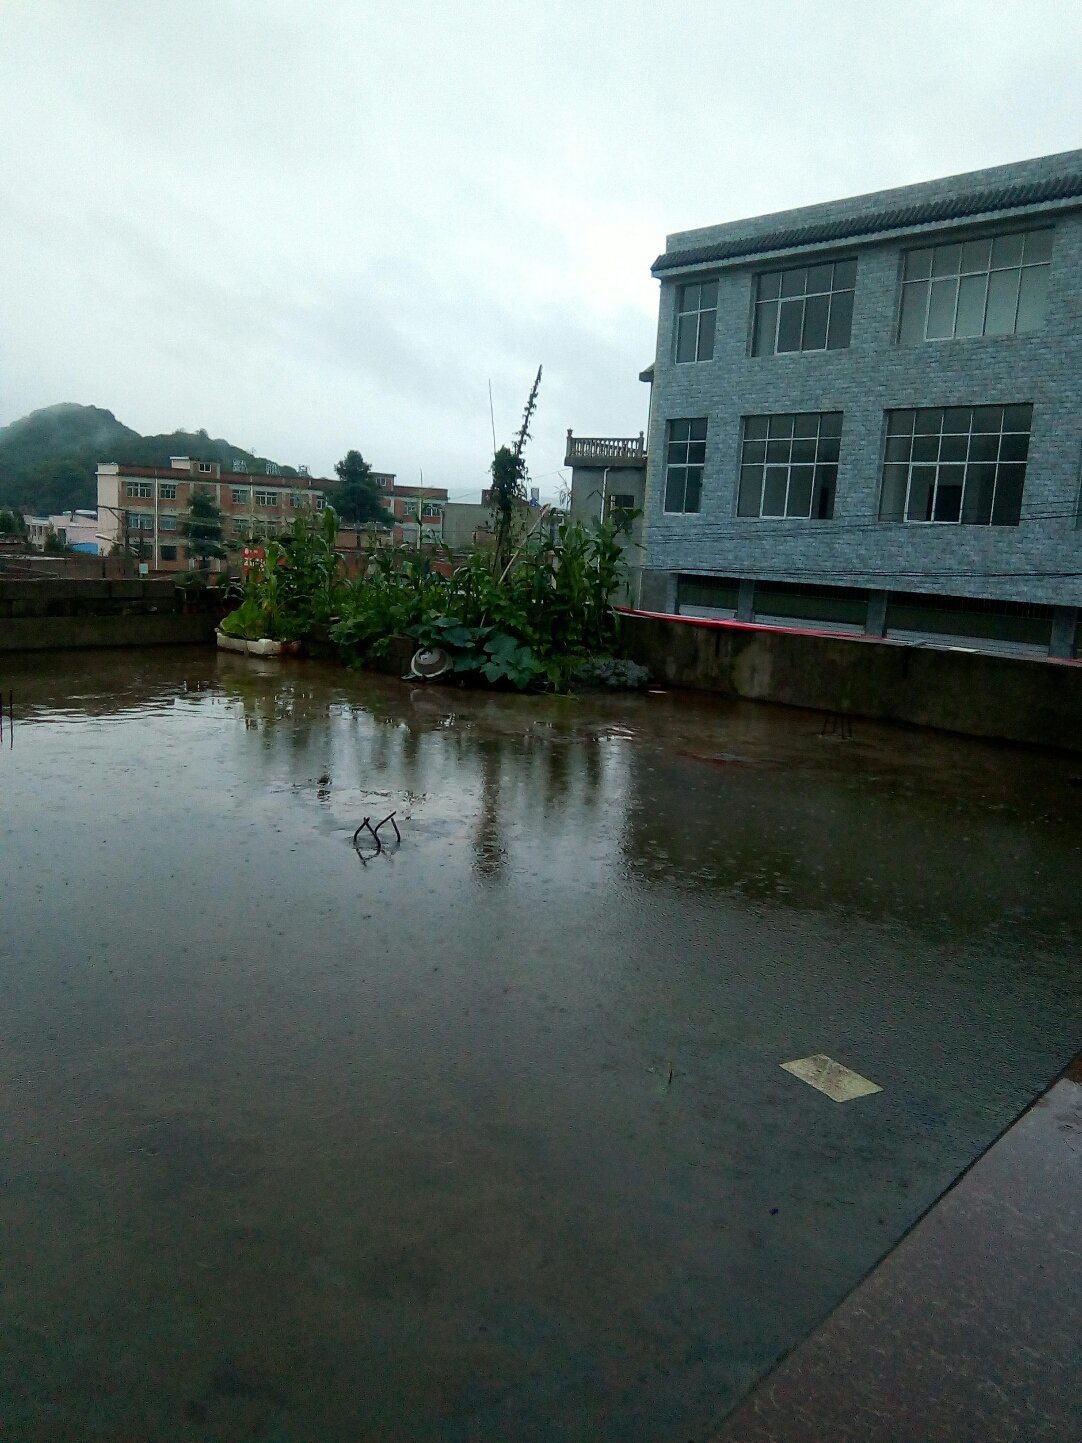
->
[[231, 487, 249, 504], [675, 279, 717, 363], [254, 490, 279, 507], [899, 230, 1051, 343], [879, 405, 1032, 525], [752, 259, 856, 356], [738, 413, 841, 519], [126, 481, 152, 498], [663, 419, 707, 513], [159, 483, 177, 500]]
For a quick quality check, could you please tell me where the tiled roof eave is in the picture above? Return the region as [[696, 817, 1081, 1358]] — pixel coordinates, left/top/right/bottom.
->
[[652, 179, 1082, 276]]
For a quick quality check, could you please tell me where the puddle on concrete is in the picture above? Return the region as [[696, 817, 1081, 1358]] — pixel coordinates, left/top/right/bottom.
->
[[2, 647, 1081, 1441]]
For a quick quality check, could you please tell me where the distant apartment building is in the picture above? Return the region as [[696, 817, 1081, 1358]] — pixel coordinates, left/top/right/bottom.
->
[[638, 148, 1082, 657], [96, 457, 326, 572], [322, 471, 448, 546], [24, 509, 101, 552]]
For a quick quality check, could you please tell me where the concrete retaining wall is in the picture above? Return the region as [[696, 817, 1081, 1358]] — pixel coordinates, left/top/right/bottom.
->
[[0, 579, 223, 651], [619, 609, 1082, 753]]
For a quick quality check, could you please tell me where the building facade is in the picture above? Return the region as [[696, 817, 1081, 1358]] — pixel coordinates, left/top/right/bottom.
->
[[97, 458, 325, 572], [361, 472, 447, 546], [24, 510, 101, 552], [639, 149, 1082, 657]]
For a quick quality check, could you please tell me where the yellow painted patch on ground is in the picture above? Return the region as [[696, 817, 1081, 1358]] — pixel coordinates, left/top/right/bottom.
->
[[781, 1054, 882, 1102]]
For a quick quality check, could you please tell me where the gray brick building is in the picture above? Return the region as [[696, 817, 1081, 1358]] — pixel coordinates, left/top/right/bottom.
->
[[637, 149, 1082, 657]]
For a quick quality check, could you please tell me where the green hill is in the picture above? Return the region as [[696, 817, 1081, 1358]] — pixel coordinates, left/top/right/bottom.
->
[[0, 403, 297, 515]]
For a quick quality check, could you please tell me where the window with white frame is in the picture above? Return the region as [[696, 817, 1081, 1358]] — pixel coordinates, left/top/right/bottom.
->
[[675, 279, 718, 363], [898, 230, 1051, 343], [254, 490, 279, 507], [159, 483, 177, 500], [421, 502, 442, 519], [231, 487, 249, 504], [198, 461, 213, 473], [738, 412, 841, 519], [880, 405, 1032, 525], [401, 498, 418, 517], [126, 481, 152, 498], [663, 419, 707, 513], [158, 514, 177, 531], [290, 493, 306, 508], [127, 512, 154, 530], [752, 259, 856, 355]]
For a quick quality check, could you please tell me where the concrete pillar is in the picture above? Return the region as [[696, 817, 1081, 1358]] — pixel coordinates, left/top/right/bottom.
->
[[736, 579, 755, 622], [1049, 606, 1078, 659], [865, 590, 889, 638], [637, 569, 678, 614]]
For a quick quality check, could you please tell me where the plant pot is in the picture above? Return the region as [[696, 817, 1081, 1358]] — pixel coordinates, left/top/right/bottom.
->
[[216, 631, 303, 657]]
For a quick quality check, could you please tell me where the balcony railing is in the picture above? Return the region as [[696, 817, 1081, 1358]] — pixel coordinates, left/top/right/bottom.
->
[[564, 430, 647, 467]]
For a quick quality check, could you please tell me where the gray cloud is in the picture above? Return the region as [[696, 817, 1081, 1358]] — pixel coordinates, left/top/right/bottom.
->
[[2, 0, 1079, 499]]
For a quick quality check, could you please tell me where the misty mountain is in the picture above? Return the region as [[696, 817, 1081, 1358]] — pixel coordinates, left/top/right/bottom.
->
[[0, 403, 297, 515]]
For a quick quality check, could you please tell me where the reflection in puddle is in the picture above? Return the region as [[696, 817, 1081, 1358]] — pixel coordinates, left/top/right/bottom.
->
[[2, 646, 1081, 1442]]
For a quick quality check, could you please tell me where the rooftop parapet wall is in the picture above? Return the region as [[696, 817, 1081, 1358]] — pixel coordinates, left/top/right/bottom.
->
[[564, 431, 647, 468], [0, 578, 225, 649], [619, 610, 1082, 753]]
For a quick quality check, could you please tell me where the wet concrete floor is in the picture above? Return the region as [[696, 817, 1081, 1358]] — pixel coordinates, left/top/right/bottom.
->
[[1, 648, 1080, 1441]]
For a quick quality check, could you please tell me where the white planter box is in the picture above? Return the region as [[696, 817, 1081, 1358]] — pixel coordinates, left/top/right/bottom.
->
[[216, 632, 301, 657]]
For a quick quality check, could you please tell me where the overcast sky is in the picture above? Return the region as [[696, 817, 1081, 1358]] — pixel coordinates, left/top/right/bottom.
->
[[1, 1, 1079, 501]]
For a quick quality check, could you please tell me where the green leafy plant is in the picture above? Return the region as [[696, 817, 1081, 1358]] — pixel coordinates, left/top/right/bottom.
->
[[218, 507, 346, 641], [329, 513, 630, 690]]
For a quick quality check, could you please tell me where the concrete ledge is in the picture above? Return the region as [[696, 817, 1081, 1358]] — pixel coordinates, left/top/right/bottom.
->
[[618, 609, 1082, 753], [0, 614, 217, 651]]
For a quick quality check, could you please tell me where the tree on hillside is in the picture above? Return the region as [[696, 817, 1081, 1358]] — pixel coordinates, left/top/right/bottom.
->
[[43, 525, 72, 555], [333, 450, 387, 527], [0, 509, 26, 536], [183, 488, 227, 574]]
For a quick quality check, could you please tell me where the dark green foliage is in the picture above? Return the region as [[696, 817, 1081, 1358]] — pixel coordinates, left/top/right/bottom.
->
[[0, 403, 295, 513], [333, 450, 387, 527], [219, 509, 345, 641], [571, 656, 650, 690], [42, 526, 70, 555], [183, 488, 227, 572], [0, 509, 25, 535], [331, 515, 628, 690], [489, 445, 527, 573], [330, 549, 447, 657]]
